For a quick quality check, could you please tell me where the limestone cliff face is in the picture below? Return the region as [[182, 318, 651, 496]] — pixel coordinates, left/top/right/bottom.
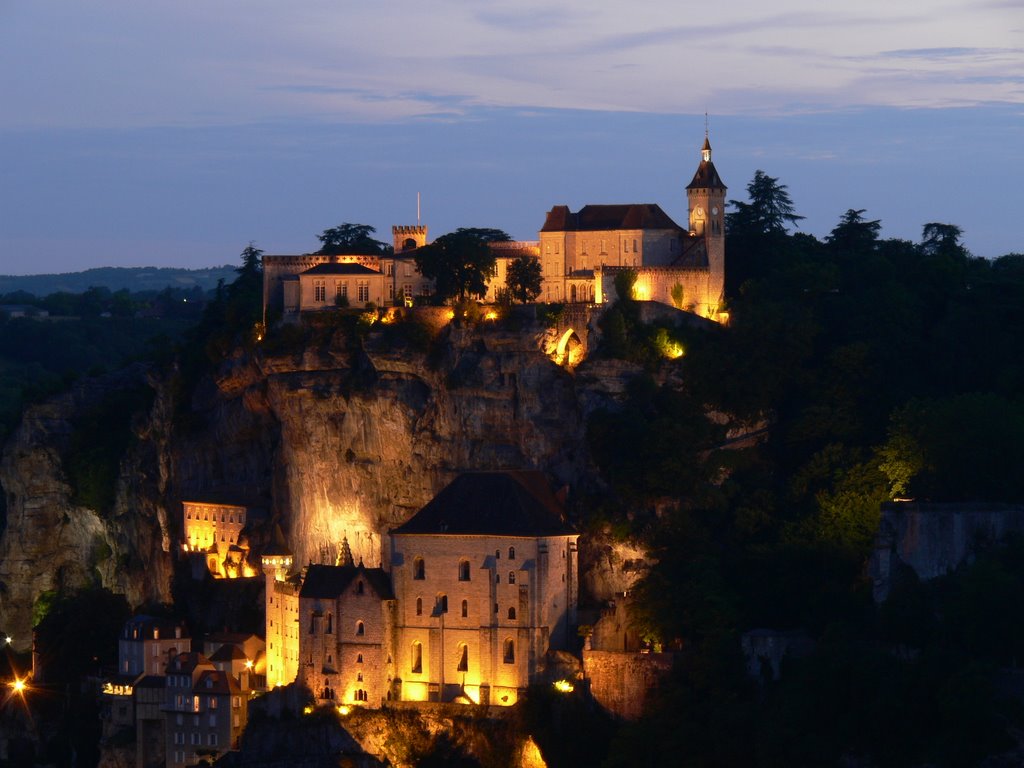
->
[[258, 324, 591, 568], [0, 366, 175, 648], [0, 318, 651, 647]]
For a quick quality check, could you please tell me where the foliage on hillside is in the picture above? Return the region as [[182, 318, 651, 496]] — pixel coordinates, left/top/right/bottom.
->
[[586, 173, 1024, 766]]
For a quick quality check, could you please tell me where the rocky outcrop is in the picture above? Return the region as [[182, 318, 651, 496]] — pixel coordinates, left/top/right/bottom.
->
[[869, 501, 1024, 602], [0, 315, 665, 646], [0, 366, 174, 647]]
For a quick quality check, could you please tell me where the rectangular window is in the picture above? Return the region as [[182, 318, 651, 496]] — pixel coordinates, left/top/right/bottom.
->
[[314, 280, 326, 302], [209, 713, 217, 727], [357, 281, 369, 302], [209, 733, 218, 746], [388, 284, 395, 299], [336, 281, 348, 300], [404, 263, 412, 277], [191, 733, 200, 745], [174, 732, 184, 745], [385, 263, 394, 276]]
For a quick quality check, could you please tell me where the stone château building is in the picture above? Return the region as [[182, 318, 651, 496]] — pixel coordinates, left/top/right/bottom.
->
[[264, 471, 579, 708], [261, 134, 726, 321]]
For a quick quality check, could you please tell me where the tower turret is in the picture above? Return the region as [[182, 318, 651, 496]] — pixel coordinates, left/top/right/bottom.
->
[[685, 132, 727, 315]]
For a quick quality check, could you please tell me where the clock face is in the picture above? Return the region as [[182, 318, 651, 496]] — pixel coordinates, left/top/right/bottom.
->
[[711, 206, 719, 216], [694, 206, 705, 218]]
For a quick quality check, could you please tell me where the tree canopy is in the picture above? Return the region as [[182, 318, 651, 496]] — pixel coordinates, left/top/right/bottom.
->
[[505, 254, 543, 304], [726, 170, 804, 238], [316, 223, 392, 256], [414, 228, 510, 302]]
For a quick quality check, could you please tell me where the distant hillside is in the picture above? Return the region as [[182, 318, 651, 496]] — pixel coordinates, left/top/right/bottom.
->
[[0, 266, 238, 296]]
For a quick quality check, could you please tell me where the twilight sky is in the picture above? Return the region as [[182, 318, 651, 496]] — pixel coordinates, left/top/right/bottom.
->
[[1, 1, 1022, 275]]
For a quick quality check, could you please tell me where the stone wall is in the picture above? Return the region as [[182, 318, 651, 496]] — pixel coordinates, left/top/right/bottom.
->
[[583, 650, 673, 720]]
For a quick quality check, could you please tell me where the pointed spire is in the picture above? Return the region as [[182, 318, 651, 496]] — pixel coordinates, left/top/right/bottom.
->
[[338, 535, 354, 567]]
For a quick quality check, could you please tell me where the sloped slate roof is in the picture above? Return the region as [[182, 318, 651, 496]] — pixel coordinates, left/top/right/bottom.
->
[[301, 263, 380, 276], [686, 159, 726, 190], [541, 204, 682, 233], [299, 564, 394, 600], [194, 669, 240, 695], [391, 471, 575, 537], [209, 644, 248, 662]]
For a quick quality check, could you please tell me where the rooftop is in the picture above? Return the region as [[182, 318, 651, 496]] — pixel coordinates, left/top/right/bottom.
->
[[299, 564, 394, 600], [391, 471, 575, 537], [541, 204, 683, 233]]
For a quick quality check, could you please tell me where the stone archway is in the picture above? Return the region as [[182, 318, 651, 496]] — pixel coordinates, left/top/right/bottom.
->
[[555, 328, 583, 368]]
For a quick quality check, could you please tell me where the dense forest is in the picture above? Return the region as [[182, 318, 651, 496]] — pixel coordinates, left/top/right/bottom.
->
[[584, 173, 1024, 767]]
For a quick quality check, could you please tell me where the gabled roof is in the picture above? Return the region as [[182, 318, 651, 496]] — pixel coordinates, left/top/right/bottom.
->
[[541, 204, 683, 233], [301, 263, 381, 276], [299, 564, 394, 601], [391, 471, 575, 537], [194, 669, 240, 695], [209, 644, 247, 663]]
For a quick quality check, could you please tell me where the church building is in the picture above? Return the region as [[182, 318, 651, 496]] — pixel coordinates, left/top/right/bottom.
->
[[263, 471, 579, 708]]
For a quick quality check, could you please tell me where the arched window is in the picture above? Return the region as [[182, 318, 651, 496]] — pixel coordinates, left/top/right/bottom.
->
[[508, 546, 515, 560], [357, 672, 363, 682], [437, 594, 448, 614], [508, 607, 516, 620], [495, 549, 501, 559], [326, 613, 333, 634], [355, 621, 365, 636], [357, 654, 363, 664], [503, 639, 515, 664], [461, 600, 468, 618], [508, 571, 516, 585], [413, 557, 425, 580], [356, 581, 364, 595], [457, 644, 468, 672], [458, 560, 471, 581], [416, 597, 423, 616], [411, 642, 422, 673]]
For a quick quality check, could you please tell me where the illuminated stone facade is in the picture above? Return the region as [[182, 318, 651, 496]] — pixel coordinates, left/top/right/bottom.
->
[[265, 472, 578, 709], [262, 135, 725, 321], [297, 561, 398, 706], [263, 547, 300, 689], [539, 136, 727, 320], [181, 500, 258, 579]]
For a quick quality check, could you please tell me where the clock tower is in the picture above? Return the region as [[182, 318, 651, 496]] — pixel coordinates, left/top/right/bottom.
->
[[686, 133, 727, 312]]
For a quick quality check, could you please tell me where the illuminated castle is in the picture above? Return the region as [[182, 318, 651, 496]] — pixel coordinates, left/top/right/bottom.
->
[[263, 471, 579, 708], [261, 134, 726, 322]]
